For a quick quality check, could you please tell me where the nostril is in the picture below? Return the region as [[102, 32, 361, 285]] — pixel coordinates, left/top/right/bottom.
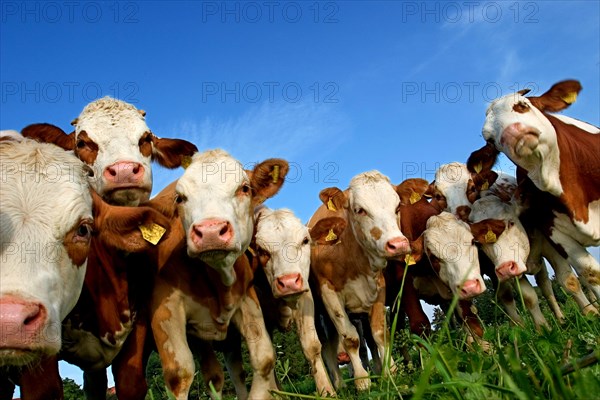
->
[[132, 165, 140, 174], [193, 226, 203, 239], [108, 167, 117, 177], [219, 223, 229, 237], [295, 275, 302, 285]]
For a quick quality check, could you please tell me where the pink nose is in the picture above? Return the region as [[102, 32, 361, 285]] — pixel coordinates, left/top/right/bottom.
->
[[191, 219, 233, 250], [385, 236, 410, 256], [496, 261, 525, 281], [103, 161, 145, 184], [0, 297, 47, 349], [275, 273, 304, 297], [459, 279, 484, 299]]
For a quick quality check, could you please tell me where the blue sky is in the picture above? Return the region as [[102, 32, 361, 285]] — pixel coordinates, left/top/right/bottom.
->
[[2, 0, 599, 392]]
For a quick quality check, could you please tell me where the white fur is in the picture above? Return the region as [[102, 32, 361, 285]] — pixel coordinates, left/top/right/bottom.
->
[[0, 138, 91, 363], [434, 162, 473, 214], [424, 212, 485, 296]]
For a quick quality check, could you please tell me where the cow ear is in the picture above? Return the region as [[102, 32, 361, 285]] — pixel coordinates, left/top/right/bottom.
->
[[318, 187, 347, 211], [472, 170, 498, 192], [21, 123, 76, 151], [469, 219, 505, 244], [528, 80, 582, 113], [396, 178, 429, 205], [91, 190, 171, 252], [248, 158, 289, 205], [310, 217, 347, 245], [467, 142, 499, 174], [150, 134, 198, 169]]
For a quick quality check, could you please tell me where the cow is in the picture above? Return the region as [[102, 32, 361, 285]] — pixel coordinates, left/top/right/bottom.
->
[[148, 149, 288, 400], [0, 136, 172, 399], [208, 207, 335, 398], [467, 79, 600, 305], [18, 99, 197, 399], [307, 171, 411, 390]]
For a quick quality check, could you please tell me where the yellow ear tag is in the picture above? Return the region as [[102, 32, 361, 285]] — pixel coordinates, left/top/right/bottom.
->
[[269, 165, 280, 184], [181, 156, 192, 169], [405, 253, 416, 266], [327, 198, 337, 211], [325, 229, 338, 242], [139, 223, 166, 245], [474, 162, 482, 174], [484, 228, 497, 244], [561, 92, 578, 104], [481, 180, 489, 191], [409, 191, 421, 205]]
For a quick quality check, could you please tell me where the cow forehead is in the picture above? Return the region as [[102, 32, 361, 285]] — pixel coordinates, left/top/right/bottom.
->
[[483, 93, 549, 140], [425, 213, 473, 256], [75, 98, 149, 144], [0, 141, 93, 237], [470, 197, 514, 222], [348, 171, 398, 208], [177, 150, 248, 193], [256, 209, 308, 247], [434, 162, 470, 193]]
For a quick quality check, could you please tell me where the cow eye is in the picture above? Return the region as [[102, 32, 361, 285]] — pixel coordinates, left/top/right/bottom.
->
[[175, 193, 187, 204], [75, 222, 93, 241], [355, 207, 367, 216], [76, 139, 86, 149], [302, 237, 310, 246], [508, 220, 515, 228], [241, 184, 251, 194], [435, 194, 443, 201]]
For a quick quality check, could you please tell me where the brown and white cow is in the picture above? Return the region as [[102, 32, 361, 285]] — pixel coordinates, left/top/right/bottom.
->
[[148, 150, 287, 400], [19, 100, 197, 399], [0, 136, 172, 399], [307, 171, 410, 390], [467, 80, 600, 302], [217, 207, 335, 398]]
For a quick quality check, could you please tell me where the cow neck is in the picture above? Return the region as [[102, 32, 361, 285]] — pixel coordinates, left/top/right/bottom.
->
[[344, 213, 386, 275], [68, 238, 133, 338], [548, 114, 600, 224]]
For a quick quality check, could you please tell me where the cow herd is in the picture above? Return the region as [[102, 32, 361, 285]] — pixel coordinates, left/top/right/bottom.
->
[[0, 79, 598, 399]]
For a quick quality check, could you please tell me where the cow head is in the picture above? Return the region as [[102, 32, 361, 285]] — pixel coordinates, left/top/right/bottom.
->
[[253, 207, 310, 302], [0, 137, 169, 367], [479, 80, 583, 197], [424, 212, 486, 299], [174, 149, 288, 286], [427, 162, 497, 222], [22, 97, 198, 206], [470, 196, 528, 282], [318, 171, 410, 270]]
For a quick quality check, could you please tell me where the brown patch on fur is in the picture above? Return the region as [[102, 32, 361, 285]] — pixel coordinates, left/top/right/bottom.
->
[[582, 269, 600, 286], [565, 274, 581, 293], [74, 131, 99, 165], [64, 219, 93, 267], [512, 102, 531, 113], [138, 131, 153, 157], [370, 227, 383, 240]]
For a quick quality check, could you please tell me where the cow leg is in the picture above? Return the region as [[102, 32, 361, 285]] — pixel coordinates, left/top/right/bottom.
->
[[83, 370, 107, 400], [361, 314, 380, 373], [552, 231, 600, 301], [112, 319, 150, 400], [232, 289, 277, 400], [368, 276, 396, 378], [542, 240, 599, 315], [533, 266, 566, 323], [192, 339, 226, 400], [401, 273, 431, 337], [496, 281, 524, 326], [214, 327, 248, 400], [19, 356, 63, 400], [515, 277, 548, 329], [151, 293, 194, 400], [319, 284, 370, 391], [293, 291, 335, 397]]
